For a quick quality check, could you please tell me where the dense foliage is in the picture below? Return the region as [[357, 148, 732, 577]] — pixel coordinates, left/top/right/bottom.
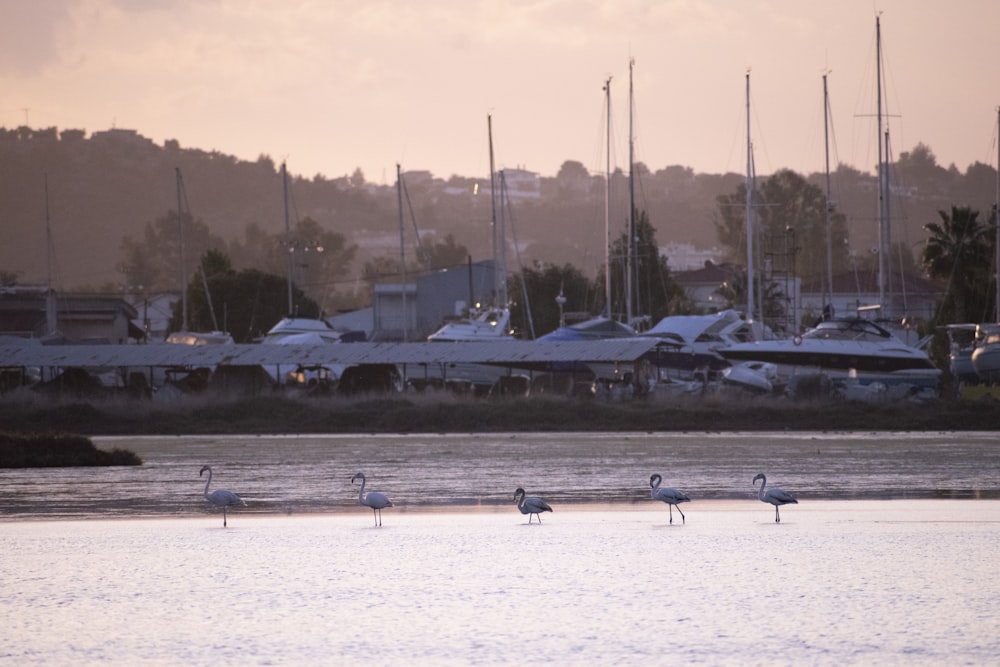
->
[[0, 431, 142, 467], [3, 127, 996, 305]]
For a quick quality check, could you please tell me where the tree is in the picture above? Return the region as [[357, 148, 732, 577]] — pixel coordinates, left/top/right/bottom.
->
[[415, 233, 469, 271], [921, 205, 994, 324], [596, 210, 690, 326], [118, 210, 228, 294], [508, 263, 594, 337], [714, 169, 849, 283], [0, 269, 20, 286], [713, 267, 788, 326], [168, 249, 320, 342], [896, 143, 951, 195], [556, 160, 589, 181], [227, 217, 357, 314]]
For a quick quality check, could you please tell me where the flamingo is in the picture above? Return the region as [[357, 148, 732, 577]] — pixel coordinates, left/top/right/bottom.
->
[[199, 465, 245, 527], [352, 472, 392, 526], [649, 473, 690, 524], [513, 487, 552, 524], [752, 473, 798, 523]]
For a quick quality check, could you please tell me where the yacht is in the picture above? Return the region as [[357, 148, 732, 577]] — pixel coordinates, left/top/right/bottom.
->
[[642, 310, 759, 380], [426, 306, 515, 343], [258, 317, 344, 390], [971, 324, 1000, 384], [717, 318, 940, 391], [258, 316, 343, 344], [409, 305, 520, 393]]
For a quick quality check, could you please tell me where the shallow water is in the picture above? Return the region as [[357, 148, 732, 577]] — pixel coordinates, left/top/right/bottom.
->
[[2, 431, 999, 518], [2, 432, 999, 664]]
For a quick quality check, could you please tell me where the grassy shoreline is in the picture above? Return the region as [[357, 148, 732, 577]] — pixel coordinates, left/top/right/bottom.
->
[[2, 393, 1000, 435]]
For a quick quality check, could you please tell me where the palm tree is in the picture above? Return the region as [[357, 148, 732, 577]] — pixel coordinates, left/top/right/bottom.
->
[[921, 205, 994, 324]]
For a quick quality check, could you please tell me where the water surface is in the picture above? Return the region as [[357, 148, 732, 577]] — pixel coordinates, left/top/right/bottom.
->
[[2, 432, 998, 665]]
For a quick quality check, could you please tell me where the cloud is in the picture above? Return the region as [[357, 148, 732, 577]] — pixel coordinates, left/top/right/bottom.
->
[[0, 0, 77, 76]]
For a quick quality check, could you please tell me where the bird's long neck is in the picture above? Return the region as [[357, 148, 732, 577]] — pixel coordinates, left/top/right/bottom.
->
[[357, 477, 366, 504], [203, 469, 212, 499], [515, 491, 525, 512], [650, 474, 662, 491], [756, 477, 767, 500]]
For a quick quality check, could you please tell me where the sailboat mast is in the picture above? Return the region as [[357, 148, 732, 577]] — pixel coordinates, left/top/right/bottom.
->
[[44, 172, 57, 336], [397, 163, 408, 341], [282, 162, 294, 316], [995, 106, 1000, 321], [823, 73, 834, 319], [745, 71, 756, 334], [603, 77, 612, 318], [487, 114, 506, 307], [876, 15, 888, 314], [626, 58, 635, 326], [176, 167, 188, 332]]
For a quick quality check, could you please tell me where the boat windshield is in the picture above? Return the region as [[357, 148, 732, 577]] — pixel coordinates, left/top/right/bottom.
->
[[803, 319, 893, 342]]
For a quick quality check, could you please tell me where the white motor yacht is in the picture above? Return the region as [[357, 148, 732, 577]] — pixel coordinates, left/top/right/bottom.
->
[[718, 318, 940, 391], [971, 324, 1000, 384]]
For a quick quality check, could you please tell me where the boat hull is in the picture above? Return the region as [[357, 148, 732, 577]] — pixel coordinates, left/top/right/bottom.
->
[[972, 344, 1000, 384], [719, 339, 940, 389]]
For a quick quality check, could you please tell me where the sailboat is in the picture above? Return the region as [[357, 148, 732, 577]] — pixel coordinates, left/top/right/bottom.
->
[[533, 66, 643, 390], [719, 23, 939, 398], [426, 115, 515, 344], [165, 167, 234, 347], [539, 70, 636, 342], [642, 72, 773, 394], [968, 107, 1000, 385], [416, 115, 522, 393]]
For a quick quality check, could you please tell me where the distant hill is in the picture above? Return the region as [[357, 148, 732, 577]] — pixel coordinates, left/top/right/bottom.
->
[[1, 126, 995, 294]]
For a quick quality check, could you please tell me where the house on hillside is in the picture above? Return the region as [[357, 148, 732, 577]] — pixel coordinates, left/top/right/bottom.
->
[[478, 168, 541, 202]]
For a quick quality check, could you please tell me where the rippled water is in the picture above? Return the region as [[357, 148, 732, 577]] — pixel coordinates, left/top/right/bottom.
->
[[2, 432, 999, 664]]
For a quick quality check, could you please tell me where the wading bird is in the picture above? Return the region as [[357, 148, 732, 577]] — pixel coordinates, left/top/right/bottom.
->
[[752, 473, 798, 523], [352, 472, 392, 527], [513, 487, 552, 524], [199, 465, 245, 527], [649, 473, 690, 524]]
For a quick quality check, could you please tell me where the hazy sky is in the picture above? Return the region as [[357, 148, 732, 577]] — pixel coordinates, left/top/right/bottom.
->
[[2, 0, 997, 184]]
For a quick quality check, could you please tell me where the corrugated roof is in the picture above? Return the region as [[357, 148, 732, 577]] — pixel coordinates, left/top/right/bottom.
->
[[0, 339, 669, 370]]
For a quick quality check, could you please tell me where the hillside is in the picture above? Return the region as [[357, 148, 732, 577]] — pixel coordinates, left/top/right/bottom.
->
[[1, 126, 996, 296]]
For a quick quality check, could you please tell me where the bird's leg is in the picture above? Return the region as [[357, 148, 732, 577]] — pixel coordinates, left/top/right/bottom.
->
[[669, 505, 674, 524], [775, 506, 780, 523], [678, 506, 685, 524], [223, 508, 227, 527]]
